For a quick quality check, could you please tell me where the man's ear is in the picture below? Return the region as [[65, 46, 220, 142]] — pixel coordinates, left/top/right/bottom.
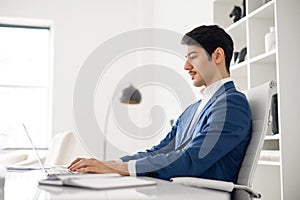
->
[[212, 47, 225, 65]]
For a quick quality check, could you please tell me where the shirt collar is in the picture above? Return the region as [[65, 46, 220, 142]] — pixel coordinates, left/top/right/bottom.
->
[[200, 77, 233, 100]]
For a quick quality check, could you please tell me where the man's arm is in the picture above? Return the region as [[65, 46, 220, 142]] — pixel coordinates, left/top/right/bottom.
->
[[119, 102, 199, 162], [67, 103, 197, 175], [68, 157, 130, 175], [119, 122, 178, 162], [132, 92, 251, 181], [69, 92, 250, 180]]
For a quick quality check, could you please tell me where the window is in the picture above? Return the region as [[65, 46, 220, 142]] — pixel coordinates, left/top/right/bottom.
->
[[0, 18, 53, 149]]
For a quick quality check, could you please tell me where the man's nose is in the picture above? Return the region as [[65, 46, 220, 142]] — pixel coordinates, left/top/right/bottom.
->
[[184, 60, 193, 70]]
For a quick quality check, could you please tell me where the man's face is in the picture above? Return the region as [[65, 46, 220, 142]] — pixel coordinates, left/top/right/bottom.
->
[[184, 45, 218, 87]]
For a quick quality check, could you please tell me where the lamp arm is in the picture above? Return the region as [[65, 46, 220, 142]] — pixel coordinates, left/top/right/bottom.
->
[[102, 101, 112, 161]]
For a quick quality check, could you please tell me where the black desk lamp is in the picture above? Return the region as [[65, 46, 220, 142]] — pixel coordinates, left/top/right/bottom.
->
[[103, 84, 142, 160], [120, 84, 142, 104]]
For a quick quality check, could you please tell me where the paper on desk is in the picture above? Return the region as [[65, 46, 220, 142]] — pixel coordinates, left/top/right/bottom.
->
[[39, 173, 120, 184], [6, 165, 45, 171], [6, 165, 66, 171], [39, 174, 156, 190], [39, 173, 121, 185], [64, 176, 156, 189], [54, 173, 121, 180]]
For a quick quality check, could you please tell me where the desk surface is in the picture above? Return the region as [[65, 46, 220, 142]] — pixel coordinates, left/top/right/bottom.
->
[[2, 170, 230, 200]]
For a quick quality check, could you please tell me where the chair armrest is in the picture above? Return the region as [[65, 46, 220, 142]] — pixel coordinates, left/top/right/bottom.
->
[[13, 155, 46, 166], [171, 177, 235, 192], [0, 151, 27, 165], [171, 177, 261, 198]]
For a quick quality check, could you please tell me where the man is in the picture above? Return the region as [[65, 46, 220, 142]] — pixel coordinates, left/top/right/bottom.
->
[[68, 25, 251, 183]]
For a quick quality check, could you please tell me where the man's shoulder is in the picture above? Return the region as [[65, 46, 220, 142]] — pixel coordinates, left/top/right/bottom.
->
[[176, 100, 201, 121], [184, 100, 201, 113], [227, 84, 248, 100], [215, 82, 250, 110], [222, 81, 247, 98]]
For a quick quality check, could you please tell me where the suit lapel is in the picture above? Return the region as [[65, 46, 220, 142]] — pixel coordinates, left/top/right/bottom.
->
[[178, 81, 236, 147], [177, 100, 201, 146], [196, 81, 235, 125]]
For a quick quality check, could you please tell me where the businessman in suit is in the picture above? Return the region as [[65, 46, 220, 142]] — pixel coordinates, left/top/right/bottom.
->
[[68, 25, 251, 183]]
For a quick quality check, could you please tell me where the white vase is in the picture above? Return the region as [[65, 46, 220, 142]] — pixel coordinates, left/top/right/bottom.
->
[[265, 26, 276, 52]]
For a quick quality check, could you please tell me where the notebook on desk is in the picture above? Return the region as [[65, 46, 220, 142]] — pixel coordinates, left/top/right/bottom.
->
[[23, 123, 156, 189]]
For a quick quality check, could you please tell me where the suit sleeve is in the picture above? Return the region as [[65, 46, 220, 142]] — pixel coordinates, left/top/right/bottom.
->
[[133, 92, 251, 181], [119, 116, 180, 162]]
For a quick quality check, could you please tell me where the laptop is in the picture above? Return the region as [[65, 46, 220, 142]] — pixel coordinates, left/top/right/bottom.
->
[[23, 123, 157, 188], [22, 123, 76, 178]]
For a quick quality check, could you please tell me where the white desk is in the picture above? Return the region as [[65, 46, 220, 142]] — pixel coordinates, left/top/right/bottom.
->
[[2, 170, 230, 200]]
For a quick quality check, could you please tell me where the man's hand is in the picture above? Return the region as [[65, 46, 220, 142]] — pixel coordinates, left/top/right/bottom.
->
[[67, 158, 129, 176]]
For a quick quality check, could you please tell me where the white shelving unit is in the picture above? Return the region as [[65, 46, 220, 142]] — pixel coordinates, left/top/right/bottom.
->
[[214, 0, 300, 199]]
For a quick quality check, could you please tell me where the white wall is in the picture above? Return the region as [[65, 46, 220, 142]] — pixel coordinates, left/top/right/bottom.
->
[[0, 0, 141, 134], [104, 0, 213, 159], [0, 0, 212, 158], [150, 0, 213, 33]]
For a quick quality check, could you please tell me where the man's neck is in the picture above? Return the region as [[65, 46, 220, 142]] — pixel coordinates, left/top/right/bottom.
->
[[201, 77, 233, 97], [205, 74, 230, 87]]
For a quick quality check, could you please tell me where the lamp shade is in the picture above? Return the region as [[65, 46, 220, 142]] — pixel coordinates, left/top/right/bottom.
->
[[120, 84, 142, 104]]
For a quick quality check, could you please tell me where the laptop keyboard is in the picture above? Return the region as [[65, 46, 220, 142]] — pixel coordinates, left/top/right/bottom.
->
[[47, 168, 75, 176]]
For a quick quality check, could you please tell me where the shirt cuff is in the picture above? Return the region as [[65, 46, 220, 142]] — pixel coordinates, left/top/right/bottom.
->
[[127, 160, 137, 177], [113, 158, 123, 163]]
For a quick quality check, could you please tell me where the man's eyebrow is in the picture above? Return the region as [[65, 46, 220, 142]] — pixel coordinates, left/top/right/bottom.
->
[[185, 51, 197, 58]]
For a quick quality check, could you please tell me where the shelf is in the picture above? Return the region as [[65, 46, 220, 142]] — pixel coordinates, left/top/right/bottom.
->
[[230, 63, 248, 91], [247, 1, 275, 59], [265, 134, 280, 140], [215, 0, 300, 197], [263, 139, 279, 151], [215, 0, 281, 168], [258, 160, 280, 166], [248, 0, 275, 19], [226, 17, 247, 51], [249, 49, 276, 64], [230, 60, 247, 71], [225, 16, 247, 33], [259, 150, 280, 165]]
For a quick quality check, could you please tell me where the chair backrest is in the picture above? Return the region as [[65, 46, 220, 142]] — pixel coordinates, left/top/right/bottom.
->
[[45, 131, 91, 165], [237, 81, 276, 187]]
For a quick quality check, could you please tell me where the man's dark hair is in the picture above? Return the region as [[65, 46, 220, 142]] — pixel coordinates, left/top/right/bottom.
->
[[181, 25, 233, 73]]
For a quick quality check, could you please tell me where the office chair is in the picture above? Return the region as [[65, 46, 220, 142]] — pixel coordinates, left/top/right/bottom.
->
[[44, 130, 91, 166], [171, 81, 277, 200], [8, 131, 91, 166]]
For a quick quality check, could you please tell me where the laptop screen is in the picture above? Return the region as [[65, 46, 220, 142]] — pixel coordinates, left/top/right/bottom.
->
[[22, 123, 49, 176]]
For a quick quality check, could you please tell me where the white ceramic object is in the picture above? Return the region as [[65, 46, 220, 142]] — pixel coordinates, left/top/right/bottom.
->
[[265, 26, 276, 52]]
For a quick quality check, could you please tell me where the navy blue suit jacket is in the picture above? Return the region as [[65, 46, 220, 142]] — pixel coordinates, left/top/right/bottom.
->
[[120, 81, 251, 182]]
